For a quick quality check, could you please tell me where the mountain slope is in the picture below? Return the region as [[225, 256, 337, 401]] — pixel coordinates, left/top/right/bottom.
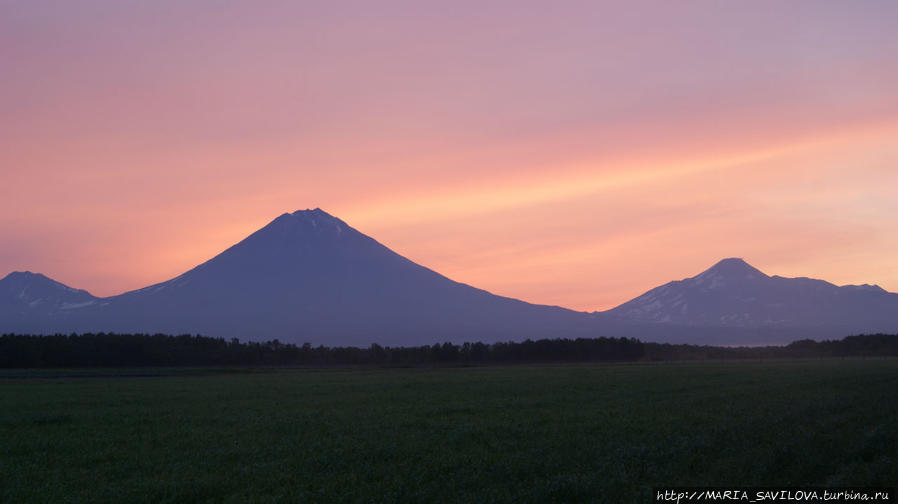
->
[[1, 209, 596, 345]]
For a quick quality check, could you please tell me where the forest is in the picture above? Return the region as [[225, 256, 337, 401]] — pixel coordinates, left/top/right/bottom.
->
[[0, 332, 896, 368]]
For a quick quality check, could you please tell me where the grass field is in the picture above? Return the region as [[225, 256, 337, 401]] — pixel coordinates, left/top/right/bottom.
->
[[2, 360, 896, 503]]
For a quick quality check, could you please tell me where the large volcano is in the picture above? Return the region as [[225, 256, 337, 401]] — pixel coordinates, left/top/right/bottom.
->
[[0, 209, 595, 345]]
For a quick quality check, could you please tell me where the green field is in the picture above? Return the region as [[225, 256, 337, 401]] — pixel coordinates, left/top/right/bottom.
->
[[2, 360, 896, 503]]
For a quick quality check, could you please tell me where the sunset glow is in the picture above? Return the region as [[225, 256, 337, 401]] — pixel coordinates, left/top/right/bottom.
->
[[2, 1, 897, 311]]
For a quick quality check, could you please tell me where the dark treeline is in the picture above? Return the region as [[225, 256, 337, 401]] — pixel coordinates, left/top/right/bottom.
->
[[0, 333, 896, 368], [643, 334, 898, 361], [0, 333, 644, 368]]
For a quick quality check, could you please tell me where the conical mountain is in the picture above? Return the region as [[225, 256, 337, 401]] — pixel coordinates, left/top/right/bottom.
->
[[9, 209, 595, 345]]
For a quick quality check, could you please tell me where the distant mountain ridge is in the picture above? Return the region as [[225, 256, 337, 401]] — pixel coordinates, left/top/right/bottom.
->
[[608, 258, 896, 327], [2, 210, 897, 345], [1, 271, 98, 311], [597, 257, 898, 344]]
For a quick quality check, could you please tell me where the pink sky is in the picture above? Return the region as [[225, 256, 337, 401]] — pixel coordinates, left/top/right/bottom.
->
[[2, 1, 897, 310]]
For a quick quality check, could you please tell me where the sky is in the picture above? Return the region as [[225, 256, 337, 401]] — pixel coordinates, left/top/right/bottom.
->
[[2, 1, 897, 311]]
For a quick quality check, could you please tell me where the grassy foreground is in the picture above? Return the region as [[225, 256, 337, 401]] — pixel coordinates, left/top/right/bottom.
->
[[2, 360, 896, 503]]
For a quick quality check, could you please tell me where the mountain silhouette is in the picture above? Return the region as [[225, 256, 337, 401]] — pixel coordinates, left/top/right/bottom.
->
[[2, 213, 897, 345], [599, 258, 898, 344], [0, 209, 595, 345], [0, 271, 100, 334]]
